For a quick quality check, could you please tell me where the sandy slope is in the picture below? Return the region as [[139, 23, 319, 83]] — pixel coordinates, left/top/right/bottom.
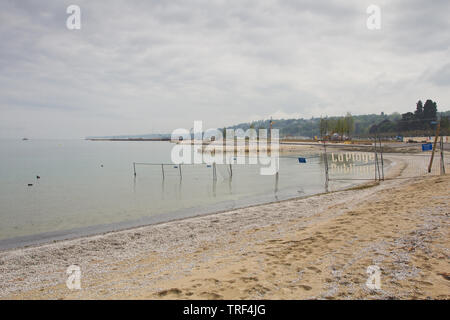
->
[[0, 155, 448, 299]]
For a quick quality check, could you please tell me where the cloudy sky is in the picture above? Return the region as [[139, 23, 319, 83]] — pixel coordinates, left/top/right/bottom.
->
[[0, 0, 449, 138]]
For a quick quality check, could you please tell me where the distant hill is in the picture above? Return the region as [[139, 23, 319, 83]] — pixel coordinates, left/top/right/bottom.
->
[[87, 109, 450, 140], [227, 113, 403, 138], [227, 109, 450, 138]]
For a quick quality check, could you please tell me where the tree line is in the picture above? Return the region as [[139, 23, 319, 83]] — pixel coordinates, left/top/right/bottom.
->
[[226, 99, 449, 139], [369, 99, 449, 136]]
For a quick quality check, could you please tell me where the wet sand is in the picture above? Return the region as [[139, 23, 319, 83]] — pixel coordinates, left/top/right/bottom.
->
[[0, 154, 448, 299]]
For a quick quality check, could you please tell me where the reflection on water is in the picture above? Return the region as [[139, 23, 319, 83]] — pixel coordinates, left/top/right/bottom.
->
[[0, 140, 376, 246]]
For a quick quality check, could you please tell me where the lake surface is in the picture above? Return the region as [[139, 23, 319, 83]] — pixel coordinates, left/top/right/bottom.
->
[[0, 139, 376, 249]]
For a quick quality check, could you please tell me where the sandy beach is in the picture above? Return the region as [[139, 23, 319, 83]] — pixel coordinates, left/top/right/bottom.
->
[[3, 0, 450, 303], [0, 153, 449, 300]]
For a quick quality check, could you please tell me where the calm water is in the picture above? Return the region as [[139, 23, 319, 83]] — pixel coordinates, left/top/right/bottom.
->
[[0, 139, 375, 249]]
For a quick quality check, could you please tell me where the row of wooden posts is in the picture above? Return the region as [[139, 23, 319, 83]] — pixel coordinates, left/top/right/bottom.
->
[[133, 162, 234, 181], [133, 131, 445, 189], [321, 136, 385, 187]]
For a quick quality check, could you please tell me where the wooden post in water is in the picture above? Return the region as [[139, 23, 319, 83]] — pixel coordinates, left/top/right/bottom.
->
[[275, 170, 279, 193], [229, 163, 232, 178], [133, 162, 136, 176], [428, 121, 441, 173], [179, 164, 182, 179], [213, 162, 217, 181], [323, 141, 329, 192], [161, 164, 165, 179], [378, 137, 384, 180], [373, 139, 379, 181]]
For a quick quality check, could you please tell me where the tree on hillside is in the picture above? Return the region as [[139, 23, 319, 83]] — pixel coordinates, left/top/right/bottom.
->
[[369, 119, 396, 135], [335, 118, 345, 139], [344, 112, 354, 137], [414, 100, 424, 119], [440, 115, 450, 135], [423, 99, 437, 120], [399, 112, 415, 132], [249, 123, 257, 139], [319, 117, 327, 138]]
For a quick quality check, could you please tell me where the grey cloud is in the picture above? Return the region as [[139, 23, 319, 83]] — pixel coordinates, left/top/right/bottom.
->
[[427, 63, 450, 86], [385, 0, 450, 53], [0, 0, 449, 138]]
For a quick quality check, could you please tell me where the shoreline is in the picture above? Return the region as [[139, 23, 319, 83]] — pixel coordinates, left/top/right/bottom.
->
[[0, 150, 403, 253], [0, 148, 386, 252], [0, 178, 371, 253], [0, 186, 334, 253], [0, 153, 448, 299]]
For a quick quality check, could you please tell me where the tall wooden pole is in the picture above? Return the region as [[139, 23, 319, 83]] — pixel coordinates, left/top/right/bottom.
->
[[275, 170, 279, 193], [270, 117, 273, 137], [379, 136, 384, 180], [428, 122, 441, 173], [323, 141, 329, 192], [373, 136, 380, 181], [440, 136, 445, 175]]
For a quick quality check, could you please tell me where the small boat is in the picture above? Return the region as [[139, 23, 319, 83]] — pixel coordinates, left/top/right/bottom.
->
[[22, 138, 29, 141]]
